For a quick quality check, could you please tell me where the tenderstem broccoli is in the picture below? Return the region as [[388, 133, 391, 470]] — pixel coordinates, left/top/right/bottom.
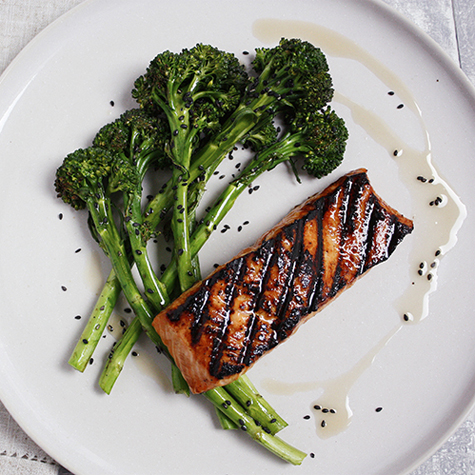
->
[[93, 36, 338, 386], [57, 38, 349, 465]]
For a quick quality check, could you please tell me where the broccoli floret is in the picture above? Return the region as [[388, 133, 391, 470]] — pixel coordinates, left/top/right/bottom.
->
[[54, 146, 129, 211], [296, 107, 349, 178], [93, 108, 171, 174], [248, 38, 333, 117], [132, 43, 248, 143], [232, 106, 348, 187]]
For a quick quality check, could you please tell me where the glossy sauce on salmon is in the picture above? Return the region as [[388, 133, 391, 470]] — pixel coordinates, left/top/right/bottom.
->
[[152, 169, 413, 393]]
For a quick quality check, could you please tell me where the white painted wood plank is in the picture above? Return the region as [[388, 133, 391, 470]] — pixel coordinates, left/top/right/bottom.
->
[[453, 0, 475, 85], [381, 0, 459, 63]]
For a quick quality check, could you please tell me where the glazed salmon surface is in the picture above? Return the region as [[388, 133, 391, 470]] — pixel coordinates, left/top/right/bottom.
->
[[152, 169, 414, 393]]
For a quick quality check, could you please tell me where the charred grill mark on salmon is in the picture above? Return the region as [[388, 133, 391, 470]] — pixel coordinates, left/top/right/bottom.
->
[[152, 169, 414, 394]]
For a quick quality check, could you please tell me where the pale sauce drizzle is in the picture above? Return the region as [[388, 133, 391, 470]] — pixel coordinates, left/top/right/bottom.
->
[[262, 324, 401, 438], [253, 18, 467, 438]]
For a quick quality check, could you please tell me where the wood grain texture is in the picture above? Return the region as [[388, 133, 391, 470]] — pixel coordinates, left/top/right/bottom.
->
[[453, 0, 475, 85]]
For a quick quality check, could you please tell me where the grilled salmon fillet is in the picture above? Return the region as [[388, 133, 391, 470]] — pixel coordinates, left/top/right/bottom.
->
[[153, 169, 413, 393]]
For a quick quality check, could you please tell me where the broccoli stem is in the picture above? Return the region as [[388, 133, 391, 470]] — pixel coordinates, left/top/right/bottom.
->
[[68, 268, 122, 372], [143, 107, 258, 233], [85, 193, 163, 351], [170, 157, 195, 293], [124, 192, 170, 310], [203, 387, 306, 465], [99, 316, 141, 394], [225, 375, 287, 434]]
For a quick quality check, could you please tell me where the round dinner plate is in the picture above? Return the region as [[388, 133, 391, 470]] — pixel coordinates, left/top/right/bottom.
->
[[1, 0, 474, 474]]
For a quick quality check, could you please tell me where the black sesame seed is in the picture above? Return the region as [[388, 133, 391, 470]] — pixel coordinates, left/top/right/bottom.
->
[[89, 358, 94, 364], [435, 250, 441, 257], [178, 248, 184, 256], [262, 427, 271, 434], [303, 415, 311, 420], [132, 351, 138, 357], [237, 226, 242, 232], [124, 308, 132, 313], [330, 409, 336, 414], [427, 273, 433, 281], [147, 288, 154, 294], [397, 103, 404, 109], [75, 315, 81, 320], [120, 320, 126, 327], [135, 250, 142, 255], [61, 286, 67, 291], [82, 339, 88, 344], [403, 314, 409, 321], [321, 420, 326, 428], [393, 150, 399, 156], [270, 418, 277, 424], [243, 51, 249, 55], [418, 269, 423, 276], [388, 91, 395, 95], [110, 100, 115, 106], [376, 407, 383, 412], [313, 405, 321, 410], [310, 453, 315, 459], [58, 213, 63, 220], [322, 408, 329, 413], [428, 178, 434, 183]]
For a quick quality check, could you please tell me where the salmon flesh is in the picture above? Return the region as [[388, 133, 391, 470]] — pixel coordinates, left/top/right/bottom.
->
[[152, 169, 413, 393]]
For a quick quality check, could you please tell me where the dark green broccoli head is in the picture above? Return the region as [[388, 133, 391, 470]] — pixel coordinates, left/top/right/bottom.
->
[[251, 38, 334, 114], [54, 146, 140, 210], [292, 106, 349, 178], [242, 116, 279, 152], [132, 44, 248, 133], [93, 108, 170, 170]]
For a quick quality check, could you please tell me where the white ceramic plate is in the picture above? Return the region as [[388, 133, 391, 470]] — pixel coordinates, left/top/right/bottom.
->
[[1, 1, 475, 474]]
